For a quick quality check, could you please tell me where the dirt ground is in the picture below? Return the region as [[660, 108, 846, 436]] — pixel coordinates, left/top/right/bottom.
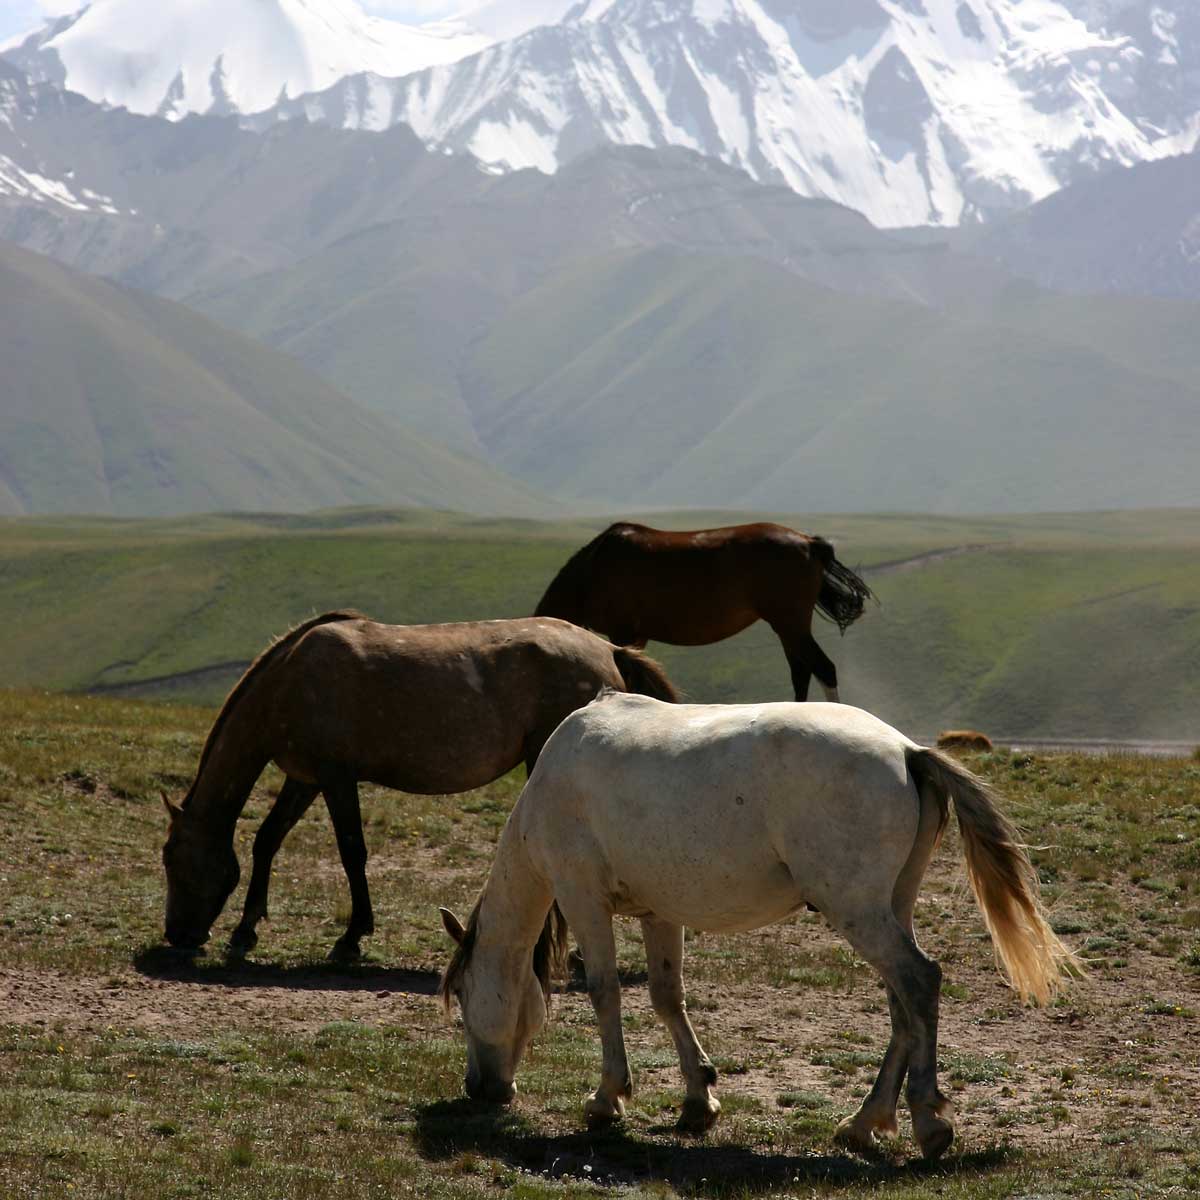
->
[[5, 847, 1197, 1160]]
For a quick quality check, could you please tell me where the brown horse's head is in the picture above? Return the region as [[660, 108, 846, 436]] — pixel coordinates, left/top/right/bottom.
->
[[161, 796, 240, 951]]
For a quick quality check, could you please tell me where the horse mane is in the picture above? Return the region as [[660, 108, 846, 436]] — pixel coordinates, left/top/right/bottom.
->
[[439, 900, 570, 1015], [534, 524, 632, 620], [611, 645, 679, 703], [814, 543, 876, 635], [181, 609, 365, 810]]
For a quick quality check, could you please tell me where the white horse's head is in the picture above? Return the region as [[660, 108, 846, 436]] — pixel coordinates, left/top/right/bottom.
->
[[438, 903, 566, 1103]]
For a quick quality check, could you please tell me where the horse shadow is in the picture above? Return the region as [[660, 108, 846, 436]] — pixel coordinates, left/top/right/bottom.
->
[[412, 1098, 1013, 1195], [132, 945, 440, 996]]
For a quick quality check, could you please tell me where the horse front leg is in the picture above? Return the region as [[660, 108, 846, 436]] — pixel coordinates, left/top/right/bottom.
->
[[321, 774, 374, 963], [641, 917, 720, 1133], [557, 891, 631, 1128], [229, 777, 320, 955]]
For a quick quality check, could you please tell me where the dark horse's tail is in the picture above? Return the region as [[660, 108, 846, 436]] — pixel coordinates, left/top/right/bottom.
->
[[811, 539, 874, 635], [612, 646, 679, 702]]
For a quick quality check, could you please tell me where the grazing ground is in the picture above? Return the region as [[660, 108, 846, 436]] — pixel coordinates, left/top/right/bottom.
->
[[1, 690, 1198, 1199], [0, 507, 1199, 740]]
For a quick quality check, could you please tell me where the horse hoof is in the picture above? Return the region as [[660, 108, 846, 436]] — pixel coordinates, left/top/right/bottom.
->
[[914, 1114, 955, 1161], [833, 1116, 881, 1158], [328, 941, 361, 964], [677, 1095, 721, 1135], [227, 931, 256, 957], [584, 1095, 625, 1130]]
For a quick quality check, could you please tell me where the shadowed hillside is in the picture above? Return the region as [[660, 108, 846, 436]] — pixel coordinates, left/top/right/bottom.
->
[[0, 241, 547, 517]]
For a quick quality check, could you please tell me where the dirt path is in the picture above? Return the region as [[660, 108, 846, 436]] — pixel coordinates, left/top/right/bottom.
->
[[865, 544, 993, 576]]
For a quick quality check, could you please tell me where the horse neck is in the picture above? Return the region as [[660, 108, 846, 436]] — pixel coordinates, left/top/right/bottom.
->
[[182, 702, 270, 844], [476, 820, 552, 959]]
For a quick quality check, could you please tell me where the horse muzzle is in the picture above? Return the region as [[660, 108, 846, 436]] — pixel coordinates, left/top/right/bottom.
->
[[465, 1073, 516, 1105], [164, 923, 210, 952]]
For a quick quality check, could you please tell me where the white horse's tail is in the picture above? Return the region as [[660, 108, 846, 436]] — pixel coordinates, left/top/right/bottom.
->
[[906, 747, 1082, 1005]]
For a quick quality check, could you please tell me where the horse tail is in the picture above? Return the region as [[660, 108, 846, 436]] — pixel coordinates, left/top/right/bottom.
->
[[906, 747, 1082, 1006], [182, 610, 365, 807], [813, 539, 874, 634], [612, 646, 679, 703], [534, 902, 572, 1005]]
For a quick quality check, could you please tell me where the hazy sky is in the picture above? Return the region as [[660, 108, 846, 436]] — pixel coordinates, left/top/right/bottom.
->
[[0, 2, 462, 44]]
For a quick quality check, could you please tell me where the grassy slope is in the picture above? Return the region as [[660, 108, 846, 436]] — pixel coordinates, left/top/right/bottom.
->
[[1, 690, 1198, 1198], [462, 248, 1200, 512], [0, 241, 546, 518], [0, 508, 1197, 740]]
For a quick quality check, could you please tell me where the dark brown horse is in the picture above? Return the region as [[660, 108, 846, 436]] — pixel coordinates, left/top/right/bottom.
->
[[161, 611, 676, 960], [535, 522, 873, 702]]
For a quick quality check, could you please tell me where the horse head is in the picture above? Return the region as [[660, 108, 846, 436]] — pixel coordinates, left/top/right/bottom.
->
[[439, 904, 556, 1104], [161, 794, 240, 951]]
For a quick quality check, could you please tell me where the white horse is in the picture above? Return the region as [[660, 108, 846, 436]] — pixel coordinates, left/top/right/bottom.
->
[[439, 693, 1079, 1161]]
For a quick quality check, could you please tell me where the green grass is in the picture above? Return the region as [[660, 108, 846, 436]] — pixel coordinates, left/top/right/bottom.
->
[[1, 507, 1198, 738], [2, 690, 1199, 1198]]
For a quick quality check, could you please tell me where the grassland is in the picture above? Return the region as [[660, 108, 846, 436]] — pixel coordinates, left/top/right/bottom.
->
[[1, 688, 1198, 1199], [0, 507, 1197, 740]]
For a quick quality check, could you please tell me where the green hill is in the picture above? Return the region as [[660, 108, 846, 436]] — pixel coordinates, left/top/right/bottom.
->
[[0, 507, 1196, 742], [0, 241, 546, 517]]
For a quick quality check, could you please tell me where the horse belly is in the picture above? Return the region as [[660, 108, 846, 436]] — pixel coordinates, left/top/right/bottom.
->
[[595, 812, 805, 934], [275, 697, 523, 796]]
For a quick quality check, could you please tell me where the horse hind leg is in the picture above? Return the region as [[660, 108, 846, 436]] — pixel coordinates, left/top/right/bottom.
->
[[775, 627, 839, 702], [321, 773, 375, 963], [641, 917, 720, 1134], [833, 984, 909, 1155], [828, 907, 952, 1160], [229, 777, 320, 955]]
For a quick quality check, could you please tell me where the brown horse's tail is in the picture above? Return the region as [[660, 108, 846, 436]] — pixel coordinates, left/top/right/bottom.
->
[[612, 646, 679, 702], [813, 539, 874, 634], [907, 747, 1082, 1005]]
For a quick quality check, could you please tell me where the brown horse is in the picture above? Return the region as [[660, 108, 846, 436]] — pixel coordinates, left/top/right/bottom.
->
[[535, 522, 873, 702], [161, 611, 676, 959]]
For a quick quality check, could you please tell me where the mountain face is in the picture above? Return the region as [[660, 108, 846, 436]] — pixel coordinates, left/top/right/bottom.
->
[[5, 1, 1198, 228], [968, 148, 1200, 301], [0, 239, 546, 518]]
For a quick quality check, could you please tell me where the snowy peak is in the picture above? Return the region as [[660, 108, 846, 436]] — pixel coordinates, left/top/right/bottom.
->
[[4, 0, 1199, 227], [271, 0, 1196, 226], [3, 0, 491, 119]]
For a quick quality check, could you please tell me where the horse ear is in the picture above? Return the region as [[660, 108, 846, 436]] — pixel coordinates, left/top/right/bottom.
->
[[439, 907, 466, 945], [161, 792, 183, 823]]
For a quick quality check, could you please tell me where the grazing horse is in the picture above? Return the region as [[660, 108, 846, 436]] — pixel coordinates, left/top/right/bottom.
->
[[534, 521, 873, 702], [439, 692, 1079, 1160], [161, 612, 676, 959]]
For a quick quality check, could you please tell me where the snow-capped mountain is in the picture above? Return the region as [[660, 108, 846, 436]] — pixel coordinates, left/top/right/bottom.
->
[[4, 0, 1200, 227], [0, 59, 124, 217], [269, 0, 1200, 227], [1, 0, 490, 120]]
